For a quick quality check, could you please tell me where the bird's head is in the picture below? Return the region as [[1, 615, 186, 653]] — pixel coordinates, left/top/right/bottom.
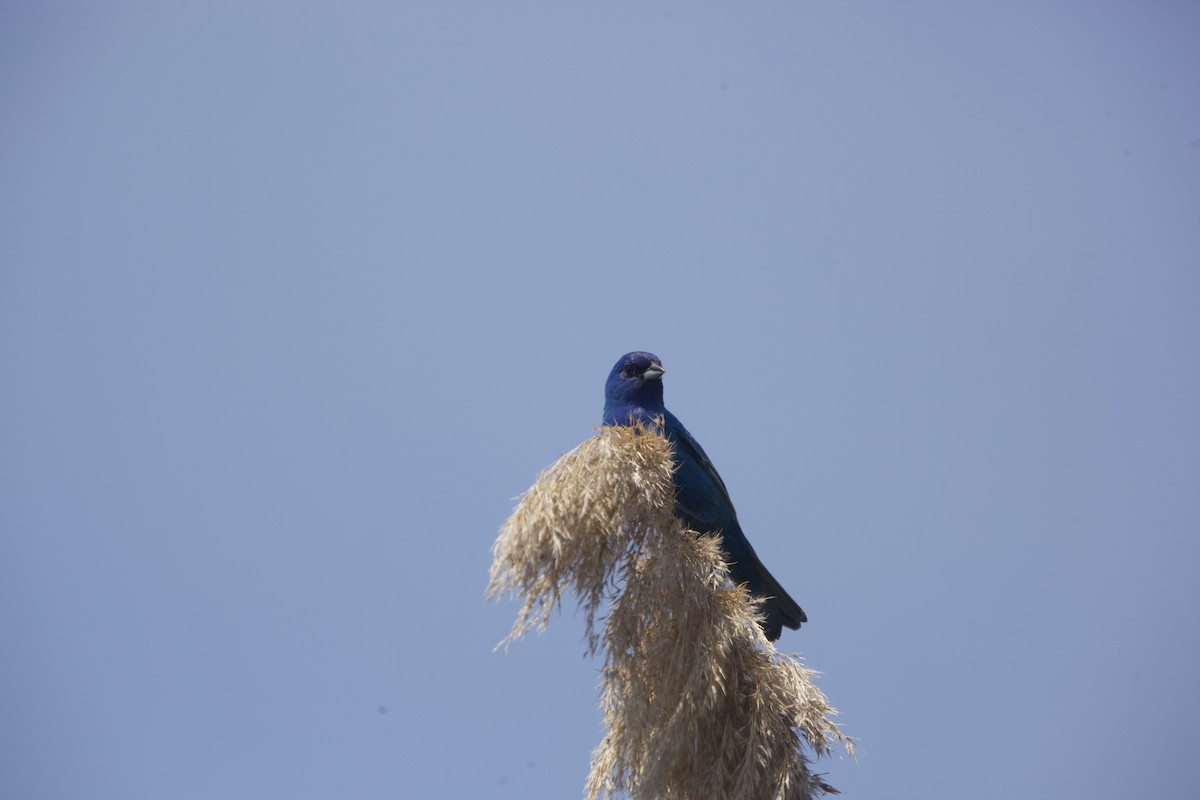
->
[[604, 351, 666, 417]]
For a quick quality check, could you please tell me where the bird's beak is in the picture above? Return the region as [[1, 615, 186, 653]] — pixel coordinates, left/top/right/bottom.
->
[[643, 364, 664, 381]]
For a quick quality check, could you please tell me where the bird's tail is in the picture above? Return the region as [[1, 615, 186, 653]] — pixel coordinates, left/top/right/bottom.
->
[[725, 544, 806, 641], [754, 561, 807, 641]]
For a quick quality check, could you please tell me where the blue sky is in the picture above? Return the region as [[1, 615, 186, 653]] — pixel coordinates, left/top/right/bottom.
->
[[3, 3, 1198, 798]]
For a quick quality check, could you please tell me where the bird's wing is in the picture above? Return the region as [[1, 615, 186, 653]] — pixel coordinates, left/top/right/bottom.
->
[[664, 413, 807, 635], [663, 411, 736, 512]]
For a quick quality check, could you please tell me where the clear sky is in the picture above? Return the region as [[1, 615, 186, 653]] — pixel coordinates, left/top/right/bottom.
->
[[3, 3, 1198, 798]]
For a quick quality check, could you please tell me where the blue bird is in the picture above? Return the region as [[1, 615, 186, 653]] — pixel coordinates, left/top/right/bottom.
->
[[602, 351, 806, 641]]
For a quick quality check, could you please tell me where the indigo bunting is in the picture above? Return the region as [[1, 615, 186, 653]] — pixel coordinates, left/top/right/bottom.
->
[[602, 351, 806, 641]]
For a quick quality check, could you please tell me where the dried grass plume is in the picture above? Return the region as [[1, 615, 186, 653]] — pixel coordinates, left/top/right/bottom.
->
[[488, 423, 853, 800]]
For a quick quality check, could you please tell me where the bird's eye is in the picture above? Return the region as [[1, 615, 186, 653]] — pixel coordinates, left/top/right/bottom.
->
[[622, 366, 636, 378]]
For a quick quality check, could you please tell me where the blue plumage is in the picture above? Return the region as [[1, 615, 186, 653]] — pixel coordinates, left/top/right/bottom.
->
[[602, 351, 806, 640]]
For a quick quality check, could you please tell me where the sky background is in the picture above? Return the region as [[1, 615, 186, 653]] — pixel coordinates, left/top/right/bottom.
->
[[3, 3, 1199, 799]]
